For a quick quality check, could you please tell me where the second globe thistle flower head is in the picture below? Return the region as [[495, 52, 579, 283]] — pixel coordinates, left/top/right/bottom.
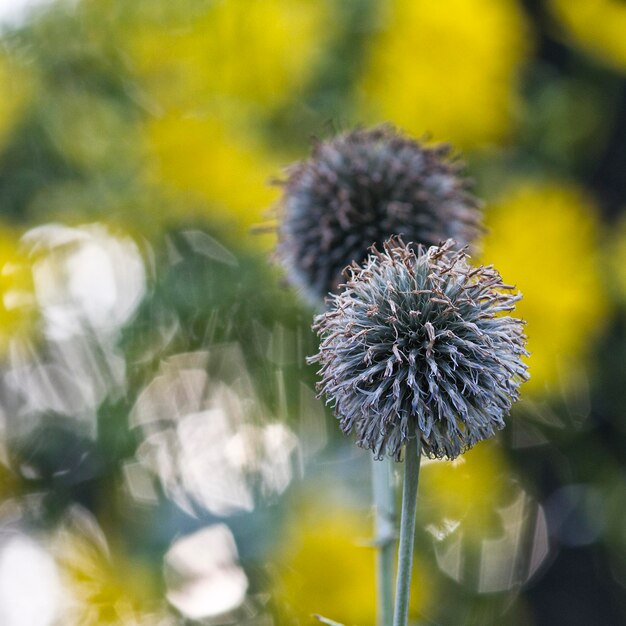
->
[[277, 126, 482, 305], [310, 238, 529, 460]]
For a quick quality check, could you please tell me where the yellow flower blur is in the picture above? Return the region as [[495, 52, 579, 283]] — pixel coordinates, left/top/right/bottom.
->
[[358, 0, 531, 149], [481, 183, 607, 395], [608, 213, 626, 303], [51, 515, 162, 625], [0, 225, 35, 357], [550, 0, 626, 72], [120, 0, 332, 242], [420, 442, 510, 541], [126, 0, 331, 111], [276, 503, 430, 625], [144, 110, 282, 241], [419, 443, 550, 595]]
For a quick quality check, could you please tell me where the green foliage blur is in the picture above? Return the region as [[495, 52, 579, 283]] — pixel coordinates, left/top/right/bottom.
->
[[0, 0, 625, 624]]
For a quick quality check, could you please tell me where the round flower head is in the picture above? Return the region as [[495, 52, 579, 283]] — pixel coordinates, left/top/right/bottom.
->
[[310, 238, 529, 460], [277, 126, 482, 304]]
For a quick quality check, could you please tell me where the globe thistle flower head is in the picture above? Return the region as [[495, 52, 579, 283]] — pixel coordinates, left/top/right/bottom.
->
[[277, 126, 482, 305], [310, 238, 529, 460]]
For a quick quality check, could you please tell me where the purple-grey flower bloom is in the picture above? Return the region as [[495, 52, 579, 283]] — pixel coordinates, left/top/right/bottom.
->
[[277, 126, 482, 305], [310, 238, 529, 460]]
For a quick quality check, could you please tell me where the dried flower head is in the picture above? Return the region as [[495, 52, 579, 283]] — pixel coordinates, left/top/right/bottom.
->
[[277, 126, 482, 304], [310, 238, 529, 460]]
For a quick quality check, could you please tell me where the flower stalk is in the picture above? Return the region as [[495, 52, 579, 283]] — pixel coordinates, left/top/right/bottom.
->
[[372, 456, 396, 626], [393, 437, 422, 626]]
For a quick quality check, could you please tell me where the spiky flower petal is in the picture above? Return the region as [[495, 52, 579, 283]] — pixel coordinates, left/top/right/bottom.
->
[[277, 126, 482, 304], [310, 238, 529, 460]]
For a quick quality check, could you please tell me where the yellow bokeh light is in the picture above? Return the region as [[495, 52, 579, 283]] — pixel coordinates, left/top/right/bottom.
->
[[51, 517, 160, 624], [481, 183, 607, 395], [144, 109, 281, 241], [0, 224, 36, 357], [358, 0, 531, 149], [118, 0, 332, 243], [276, 503, 430, 625], [420, 442, 510, 540], [550, 0, 626, 72], [126, 0, 331, 111], [608, 212, 626, 303]]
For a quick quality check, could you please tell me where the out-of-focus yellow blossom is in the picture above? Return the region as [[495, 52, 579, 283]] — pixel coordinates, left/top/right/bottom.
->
[[550, 0, 626, 72], [609, 214, 626, 303], [0, 225, 36, 357], [358, 0, 531, 149], [51, 511, 165, 625], [419, 443, 550, 596], [74, 0, 332, 246], [0, 53, 34, 150], [420, 442, 510, 541], [276, 503, 430, 625], [481, 183, 607, 395], [119, 0, 332, 245], [144, 110, 281, 242], [124, 0, 331, 111]]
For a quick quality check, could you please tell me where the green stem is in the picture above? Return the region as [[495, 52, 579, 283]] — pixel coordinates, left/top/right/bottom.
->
[[372, 455, 396, 626], [393, 437, 422, 626]]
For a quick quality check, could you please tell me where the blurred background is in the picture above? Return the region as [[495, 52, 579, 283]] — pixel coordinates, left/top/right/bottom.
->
[[0, 0, 625, 624]]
